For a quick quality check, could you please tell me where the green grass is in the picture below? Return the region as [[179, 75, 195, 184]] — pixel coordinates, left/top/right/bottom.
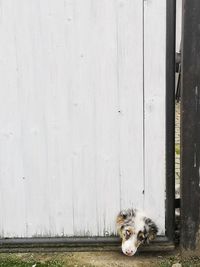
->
[[0, 254, 65, 267], [1, 253, 200, 267], [0, 259, 62, 267], [0, 254, 94, 267], [0, 258, 63, 267], [158, 256, 200, 267], [175, 144, 180, 155]]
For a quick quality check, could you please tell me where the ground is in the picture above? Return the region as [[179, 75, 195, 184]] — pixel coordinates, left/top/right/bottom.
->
[[0, 251, 200, 267]]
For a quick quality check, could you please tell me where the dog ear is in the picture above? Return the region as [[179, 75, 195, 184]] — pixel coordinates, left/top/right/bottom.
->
[[144, 217, 158, 242], [116, 209, 135, 223], [116, 209, 135, 231], [120, 210, 129, 219], [116, 210, 128, 228]]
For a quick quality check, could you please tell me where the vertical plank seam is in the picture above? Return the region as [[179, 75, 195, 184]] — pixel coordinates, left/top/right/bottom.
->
[[142, 0, 145, 210], [116, 1, 122, 211]]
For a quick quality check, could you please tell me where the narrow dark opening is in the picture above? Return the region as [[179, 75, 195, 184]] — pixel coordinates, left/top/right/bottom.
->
[[174, 0, 182, 244]]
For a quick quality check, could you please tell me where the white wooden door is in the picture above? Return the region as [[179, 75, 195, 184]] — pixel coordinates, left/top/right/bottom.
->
[[0, 0, 166, 238]]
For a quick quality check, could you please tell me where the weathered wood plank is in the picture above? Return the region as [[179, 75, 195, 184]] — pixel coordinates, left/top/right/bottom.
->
[[144, 0, 166, 234], [117, 0, 144, 211], [176, 0, 182, 52], [0, 0, 166, 238], [0, 236, 174, 252]]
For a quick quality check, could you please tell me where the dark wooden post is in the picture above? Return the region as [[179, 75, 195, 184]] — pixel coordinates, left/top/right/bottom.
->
[[181, 0, 200, 254], [166, 0, 176, 242]]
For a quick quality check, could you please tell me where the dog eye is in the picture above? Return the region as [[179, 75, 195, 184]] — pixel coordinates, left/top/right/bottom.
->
[[126, 230, 130, 235], [125, 230, 131, 239], [137, 231, 145, 241]]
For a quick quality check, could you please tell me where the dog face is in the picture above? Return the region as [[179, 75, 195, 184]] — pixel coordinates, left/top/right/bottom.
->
[[116, 209, 158, 256], [120, 225, 143, 256]]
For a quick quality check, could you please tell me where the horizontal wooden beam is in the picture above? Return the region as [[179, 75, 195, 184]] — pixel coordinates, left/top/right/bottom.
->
[[0, 236, 174, 253]]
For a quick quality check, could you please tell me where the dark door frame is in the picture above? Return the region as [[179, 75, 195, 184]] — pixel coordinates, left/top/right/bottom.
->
[[180, 0, 200, 252], [165, 0, 176, 243]]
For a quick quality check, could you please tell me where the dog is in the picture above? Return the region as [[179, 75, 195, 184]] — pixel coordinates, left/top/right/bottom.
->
[[116, 208, 158, 256]]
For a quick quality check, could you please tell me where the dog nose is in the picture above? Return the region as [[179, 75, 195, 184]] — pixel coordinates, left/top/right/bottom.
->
[[125, 249, 134, 256]]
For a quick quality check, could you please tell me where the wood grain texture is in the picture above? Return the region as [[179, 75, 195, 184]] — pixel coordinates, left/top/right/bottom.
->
[[0, 0, 166, 238], [144, 0, 166, 234], [117, 0, 144, 211]]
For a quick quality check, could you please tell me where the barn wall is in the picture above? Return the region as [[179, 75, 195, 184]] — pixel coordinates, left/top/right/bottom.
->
[[0, 0, 166, 238]]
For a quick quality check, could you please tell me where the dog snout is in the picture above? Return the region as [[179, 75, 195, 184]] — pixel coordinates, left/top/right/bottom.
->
[[123, 247, 137, 256], [125, 249, 134, 256], [122, 238, 138, 256]]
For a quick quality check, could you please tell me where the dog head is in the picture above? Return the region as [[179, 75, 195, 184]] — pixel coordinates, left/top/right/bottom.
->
[[116, 209, 158, 256]]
